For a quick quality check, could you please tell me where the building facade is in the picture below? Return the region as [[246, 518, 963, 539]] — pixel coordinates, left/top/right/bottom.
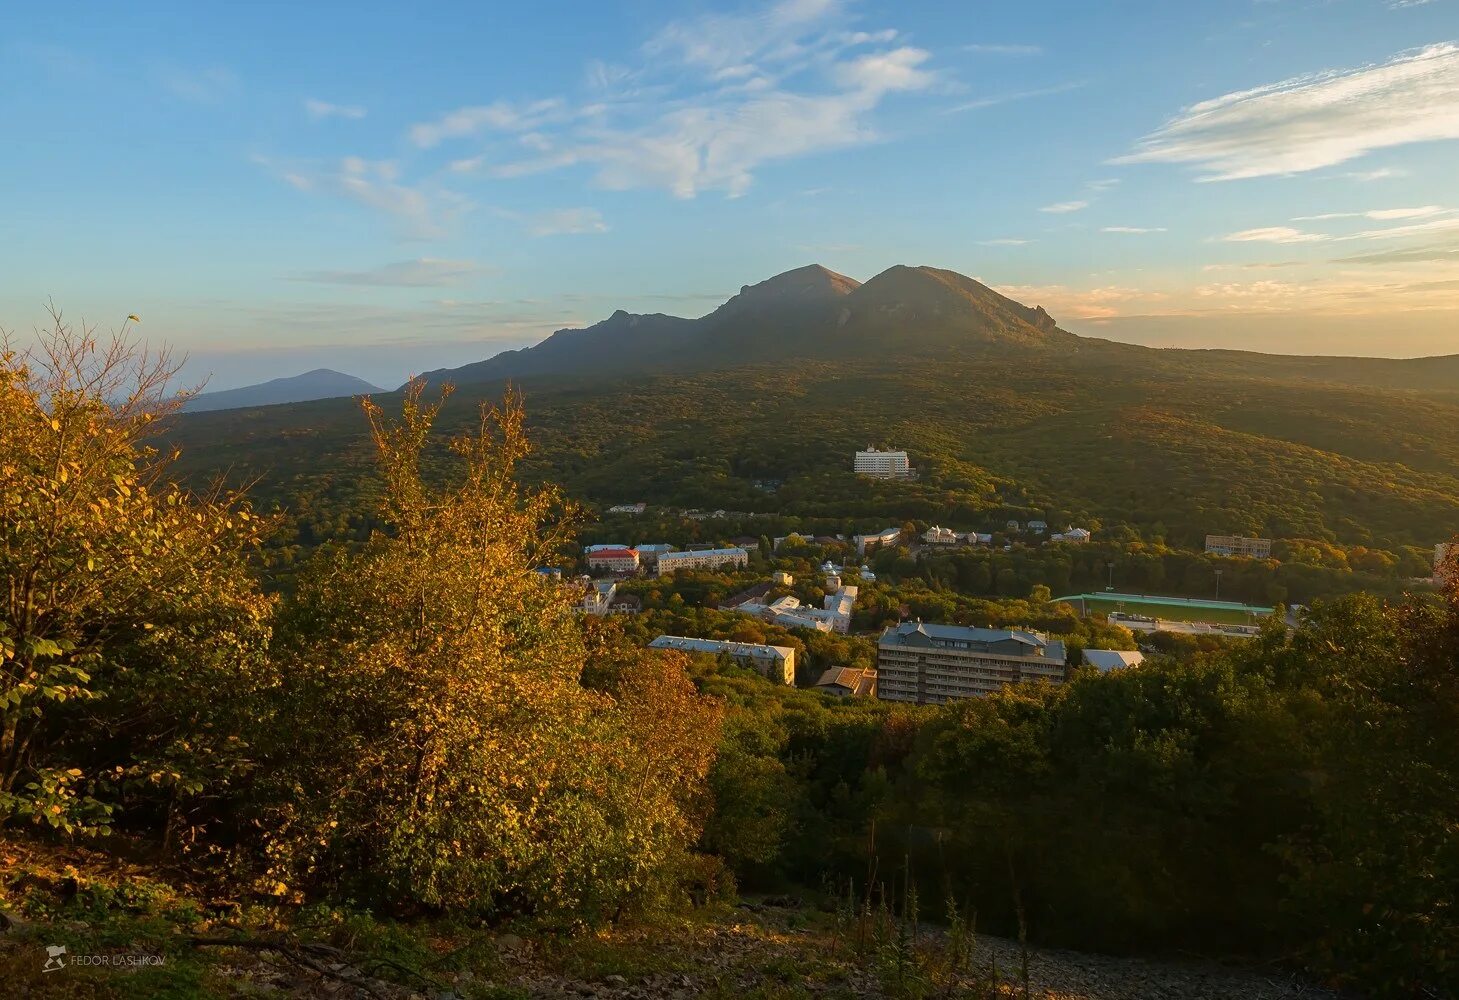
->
[[586, 547, 641, 574], [854, 448, 913, 480], [876, 622, 1067, 705], [648, 635, 795, 685], [814, 666, 877, 698], [655, 547, 749, 574], [1205, 534, 1274, 559]]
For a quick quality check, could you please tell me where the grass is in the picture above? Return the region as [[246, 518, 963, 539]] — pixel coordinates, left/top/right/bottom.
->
[[1055, 595, 1271, 626]]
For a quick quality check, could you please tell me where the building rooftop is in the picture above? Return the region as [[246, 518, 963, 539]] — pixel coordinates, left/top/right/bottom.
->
[[587, 547, 638, 559], [1081, 649, 1145, 672], [880, 621, 1066, 661], [648, 635, 795, 660]]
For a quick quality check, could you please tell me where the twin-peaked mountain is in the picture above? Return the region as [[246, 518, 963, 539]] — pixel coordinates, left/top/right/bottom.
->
[[417, 264, 1093, 387]]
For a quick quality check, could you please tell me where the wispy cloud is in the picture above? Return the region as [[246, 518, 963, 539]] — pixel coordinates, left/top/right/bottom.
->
[[522, 208, 609, 237], [289, 259, 489, 287], [1222, 226, 1326, 243], [946, 81, 1082, 113], [1343, 166, 1408, 181], [1114, 43, 1459, 180], [255, 154, 472, 240], [1102, 226, 1167, 234], [305, 98, 366, 121], [978, 238, 1034, 246], [1335, 243, 1459, 264], [158, 66, 238, 103], [407, 0, 940, 199], [1291, 205, 1445, 221], [964, 43, 1043, 56], [409, 98, 570, 148], [1040, 200, 1088, 214]]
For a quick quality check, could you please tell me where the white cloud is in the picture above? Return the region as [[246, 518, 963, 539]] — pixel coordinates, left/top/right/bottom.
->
[[978, 238, 1034, 246], [1102, 226, 1167, 234], [159, 66, 238, 103], [1040, 200, 1088, 214], [1343, 166, 1408, 181], [1292, 205, 1445, 221], [409, 98, 569, 148], [1222, 226, 1327, 243], [964, 43, 1043, 56], [1114, 43, 1459, 180], [305, 98, 366, 121], [410, 1, 938, 199], [523, 208, 609, 237], [946, 81, 1082, 113], [289, 259, 488, 286], [256, 155, 471, 240]]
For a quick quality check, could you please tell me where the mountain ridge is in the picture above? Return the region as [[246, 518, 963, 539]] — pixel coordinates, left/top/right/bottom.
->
[[414, 263, 1075, 389], [183, 368, 381, 413]]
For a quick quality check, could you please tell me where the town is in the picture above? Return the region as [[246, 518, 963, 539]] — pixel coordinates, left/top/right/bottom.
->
[[545, 451, 1458, 707]]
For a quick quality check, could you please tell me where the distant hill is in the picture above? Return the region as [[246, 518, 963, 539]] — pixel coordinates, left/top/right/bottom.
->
[[415, 264, 1083, 387], [183, 369, 381, 413], [416, 262, 1459, 394]]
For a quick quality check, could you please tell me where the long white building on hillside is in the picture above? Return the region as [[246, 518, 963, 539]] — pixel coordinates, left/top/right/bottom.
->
[[656, 547, 749, 574], [648, 635, 795, 685]]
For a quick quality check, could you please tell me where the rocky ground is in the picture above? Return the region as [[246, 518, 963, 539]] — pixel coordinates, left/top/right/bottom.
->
[[0, 841, 1346, 999]]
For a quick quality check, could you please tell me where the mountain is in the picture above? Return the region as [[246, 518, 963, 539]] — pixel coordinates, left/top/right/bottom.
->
[[165, 261, 1459, 564], [416, 263, 1081, 387], [183, 369, 381, 413], [416, 262, 1459, 394]]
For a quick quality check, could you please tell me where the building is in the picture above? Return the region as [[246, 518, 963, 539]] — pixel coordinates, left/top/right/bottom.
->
[[1205, 534, 1274, 559], [729, 584, 857, 634], [632, 543, 675, 568], [854, 527, 902, 555], [969, 532, 993, 545], [580, 579, 618, 616], [876, 622, 1067, 705], [814, 666, 877, 698], [534, 566, 563, 580], [656, 547, 749, 574], [607, 503, 646, 514], [923, 526, 960, 545], [586, 547, 641, 575], [1081, 649, 1144, 672], [1027, 520, 1048, 534], [648, 635, 795, 685], [584, 542, 630, 553], [854, 447, 914, 480], [1050, 527, 1091, 543]]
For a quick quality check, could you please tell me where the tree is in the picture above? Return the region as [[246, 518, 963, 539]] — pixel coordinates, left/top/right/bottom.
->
[[0, 309, 271, 838], [261, 381, 721, 918]]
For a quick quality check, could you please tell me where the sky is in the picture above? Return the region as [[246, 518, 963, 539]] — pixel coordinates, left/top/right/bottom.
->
[[3, 0, 1458, 390]]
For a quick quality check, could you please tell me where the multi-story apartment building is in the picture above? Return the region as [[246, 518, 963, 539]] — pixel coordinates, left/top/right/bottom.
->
[[854, 448, 913, 480], [1204, 534, 1274, 559], [586, 547, 641, 574], [648, 635, 796, 685], [655, 547, 749, 574], [876, 622, 1067, 705]]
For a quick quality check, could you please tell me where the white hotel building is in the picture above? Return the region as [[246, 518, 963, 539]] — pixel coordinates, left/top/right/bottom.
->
[[877, 622, 1067, 705], [854, 448, 913, 480]]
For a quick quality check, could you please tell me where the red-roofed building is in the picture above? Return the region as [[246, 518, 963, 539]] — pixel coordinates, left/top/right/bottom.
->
[[586, 547, 641, 575]]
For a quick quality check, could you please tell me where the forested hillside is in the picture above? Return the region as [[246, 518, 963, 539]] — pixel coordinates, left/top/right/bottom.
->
[[170, 355, 1459, 566], [3, 321, 1458, 996]]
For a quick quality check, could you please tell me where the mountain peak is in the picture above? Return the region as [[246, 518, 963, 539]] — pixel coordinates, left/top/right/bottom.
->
[[714, 263, 860, 318]]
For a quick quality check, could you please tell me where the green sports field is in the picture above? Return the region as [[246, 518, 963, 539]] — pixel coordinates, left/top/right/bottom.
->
[[1051, 593, 1274, 626]]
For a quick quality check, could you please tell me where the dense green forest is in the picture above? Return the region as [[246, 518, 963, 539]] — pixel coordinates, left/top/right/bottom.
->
[[168, 356, 1459, 581], [4, 324, 1458, 996]]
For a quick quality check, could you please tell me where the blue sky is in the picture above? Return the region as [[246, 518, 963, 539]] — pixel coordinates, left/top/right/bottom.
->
[[3, 0, 1457, 389]]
